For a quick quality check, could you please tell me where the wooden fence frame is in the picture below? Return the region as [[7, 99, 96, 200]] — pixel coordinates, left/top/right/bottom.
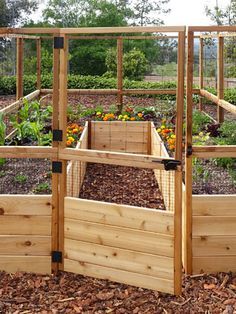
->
[[0, 26, 186, 295], [185, 26, 236, 274]]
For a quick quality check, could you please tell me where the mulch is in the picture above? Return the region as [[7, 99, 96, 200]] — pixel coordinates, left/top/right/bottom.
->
[[79, 163, 165, 210], [0, 271, 236, 313]]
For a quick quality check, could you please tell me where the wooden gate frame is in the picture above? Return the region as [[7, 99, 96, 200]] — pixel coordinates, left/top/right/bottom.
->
[[0, 26, 185, 294]]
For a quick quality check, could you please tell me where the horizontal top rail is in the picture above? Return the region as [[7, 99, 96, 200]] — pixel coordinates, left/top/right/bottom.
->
[[59, 148, 181, 171], [192, 146, 236, 158], [188, 25, 236, 32], [0, 26, 185, 36]]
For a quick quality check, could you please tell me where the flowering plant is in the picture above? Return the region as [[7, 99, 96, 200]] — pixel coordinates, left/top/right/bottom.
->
[[66, 123, 84, 147], [157, 119, 176, 151]]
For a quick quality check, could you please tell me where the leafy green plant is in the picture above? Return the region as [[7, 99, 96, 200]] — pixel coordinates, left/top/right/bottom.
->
[[33, 182, 51, 194], [14, 174, 28, 183], [192, 110, 212, 134], [0, 113, 6, 166]]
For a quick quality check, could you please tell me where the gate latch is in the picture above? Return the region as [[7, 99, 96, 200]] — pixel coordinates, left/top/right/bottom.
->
[[152, 159, 181, 171]]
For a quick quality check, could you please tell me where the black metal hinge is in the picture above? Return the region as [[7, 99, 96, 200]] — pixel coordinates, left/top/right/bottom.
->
[[186, 145, 193, 157], [53, 129, 63, 142], [52, 161, 62, 173], [152, 159, 181, 171], [54, 36, 64, 49], [52, 251, 62, 263]]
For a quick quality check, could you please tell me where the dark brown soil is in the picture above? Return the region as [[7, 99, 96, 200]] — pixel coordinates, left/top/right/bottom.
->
[[0, 271, 236, 313], [0, 95, 15, 109], [79, 163, 165, 210], [0, 158, 51, 194]]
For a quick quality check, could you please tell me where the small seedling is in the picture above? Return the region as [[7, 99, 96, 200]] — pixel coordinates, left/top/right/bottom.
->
[[14, 174, 28, 183], [33, 182, 51, 193]]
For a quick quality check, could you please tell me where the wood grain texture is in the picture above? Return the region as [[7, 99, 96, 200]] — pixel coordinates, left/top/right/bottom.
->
[[65, 239, 173, 280], [0, 256, 51, 274], [0, 235, 51, 255], [64, 258, 174, 293], [193, 256, 236, 274], [65, 219, 174, 257], [0, 195, 52, 216], [65, 197, 174, 235]]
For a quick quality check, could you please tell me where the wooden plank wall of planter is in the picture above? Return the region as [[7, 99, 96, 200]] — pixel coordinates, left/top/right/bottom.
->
[[64, 197, 175, 294], [90, 121, 149, 154], [192, 195, 236, 273], [67, 122, 88, 197], [0, 195, 52, 274]]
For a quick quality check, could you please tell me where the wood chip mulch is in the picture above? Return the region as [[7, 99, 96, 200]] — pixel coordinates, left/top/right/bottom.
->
[[0, 271, 236, 313], [79, 163, 165, 210]]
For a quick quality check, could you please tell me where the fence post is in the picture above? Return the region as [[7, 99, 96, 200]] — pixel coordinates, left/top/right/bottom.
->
[[16, 37, 24, 100], [36, 38, 41, 90], [185, 30, 194, 275], [174, 30, 185, 294], [199, 37, 203, 111], [58, 33, 68, 271], [51, 34, 60, 272], [217, 36, 224, 123], [117, 37, 123, 113]]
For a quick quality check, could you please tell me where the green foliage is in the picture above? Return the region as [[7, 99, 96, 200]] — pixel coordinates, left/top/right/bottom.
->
[[0, 113, 6, 146], [0, 0, 38, 27], [0, 113, 6, 166], [9, 99, 52, 145], [14, 174, 28, 183], [105, 48, 149, 80], [214, 121, 236, 145], [192, 110, 212, 134], [33, 182, 51, 194]]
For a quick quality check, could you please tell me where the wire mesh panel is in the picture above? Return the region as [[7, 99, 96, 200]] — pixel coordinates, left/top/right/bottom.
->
[[0, 158, 51, 195], [192, 158, 236, 194]]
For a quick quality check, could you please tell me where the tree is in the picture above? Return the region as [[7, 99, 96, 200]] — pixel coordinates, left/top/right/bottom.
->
[[130, 0, 170, 26], [0, 0, 38, 27], [205, 0, 236, 25], [105, 47, 149, 80]]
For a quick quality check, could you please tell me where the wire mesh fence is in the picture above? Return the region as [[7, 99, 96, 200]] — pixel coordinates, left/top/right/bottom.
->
[[192, 157, 236, 195]]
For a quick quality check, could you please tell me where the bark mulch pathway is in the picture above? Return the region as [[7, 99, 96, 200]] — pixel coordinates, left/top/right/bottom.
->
[[0, 271, 236, 313], [79, 163, 165, 210]]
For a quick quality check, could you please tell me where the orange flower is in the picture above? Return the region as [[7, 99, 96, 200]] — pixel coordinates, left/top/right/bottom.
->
[[103, 116, 108, 121], [130, 117, 135, 121], [137, 113, 143, 118], [72, 128, 78, 134]]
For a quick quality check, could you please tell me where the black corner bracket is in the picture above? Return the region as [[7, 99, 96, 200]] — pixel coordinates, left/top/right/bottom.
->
[[186, 145, 193, 157], [52, 129, 63, 142], [54, 36, 64, 49], [52, 251, 62, 263], [52, 161, 62, 174]]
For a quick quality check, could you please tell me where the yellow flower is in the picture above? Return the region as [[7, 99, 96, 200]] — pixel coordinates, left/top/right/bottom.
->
[[157, 128, 161, 133], [124, 115, 129, 119], [118, 115, 123, 119], [68, 137, 75, 142], [96, 111, 102, 115], [171, 134, 176, 139], [161, 125, 165, 129]]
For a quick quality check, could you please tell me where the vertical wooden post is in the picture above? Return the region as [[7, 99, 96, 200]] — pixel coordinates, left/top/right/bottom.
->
[[58, 34, 68, 271], [199, 38, 203, 111], [185, 30, 194, 274], [117, 37, 123, 113], [217, 36, 224, 123], [16, 38, 24, 100], [51, 35, 60, 273], [36, 38, 41, 90], [174, 30, 185, 295]]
